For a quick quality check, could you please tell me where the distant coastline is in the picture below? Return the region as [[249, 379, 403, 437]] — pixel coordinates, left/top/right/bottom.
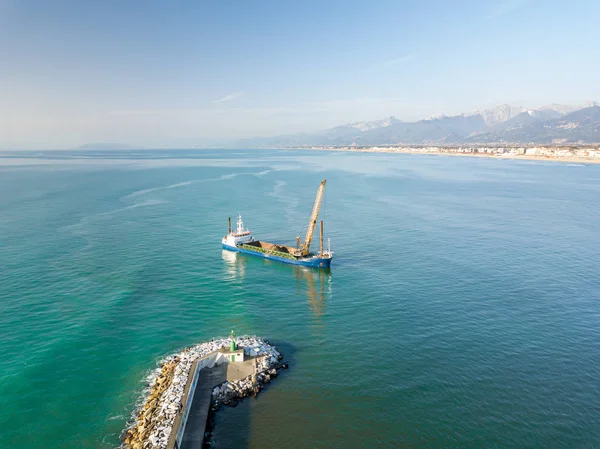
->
[[280, 145, 600, 164]]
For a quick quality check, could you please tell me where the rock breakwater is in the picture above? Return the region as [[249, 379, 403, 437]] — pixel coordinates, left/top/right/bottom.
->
[[211, 349, 285, 408], [121, 336, 284, 449], [211, 366, 283, 407]]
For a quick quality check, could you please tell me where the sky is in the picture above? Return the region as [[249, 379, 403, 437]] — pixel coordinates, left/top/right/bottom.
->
[[1, 0, 599, 149]]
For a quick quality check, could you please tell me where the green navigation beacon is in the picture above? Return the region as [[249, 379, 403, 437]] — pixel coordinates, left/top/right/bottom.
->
[[230, 329, 236, 352]]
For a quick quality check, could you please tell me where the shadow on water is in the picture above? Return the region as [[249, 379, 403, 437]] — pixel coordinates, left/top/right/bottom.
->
[[207, 342, 300, 449], [221, 250, 332, 320]]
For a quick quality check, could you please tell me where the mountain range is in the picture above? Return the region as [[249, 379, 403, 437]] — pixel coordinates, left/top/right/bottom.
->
[[236, 102, 600, 147]]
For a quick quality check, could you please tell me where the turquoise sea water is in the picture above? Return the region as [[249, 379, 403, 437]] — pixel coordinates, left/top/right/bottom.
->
[[0, 149, 599, 449]]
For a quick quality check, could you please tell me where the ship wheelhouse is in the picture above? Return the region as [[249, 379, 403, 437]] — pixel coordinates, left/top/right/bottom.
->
[[223, 215, 253, 246]]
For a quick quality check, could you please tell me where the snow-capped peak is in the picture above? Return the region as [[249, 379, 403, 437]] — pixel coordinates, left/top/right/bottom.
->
[[470, 104, 527, 126], [348, 116, 397, 131]]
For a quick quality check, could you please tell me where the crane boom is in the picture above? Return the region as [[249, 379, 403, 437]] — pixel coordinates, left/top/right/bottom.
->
[[299, 180, 326, 255]]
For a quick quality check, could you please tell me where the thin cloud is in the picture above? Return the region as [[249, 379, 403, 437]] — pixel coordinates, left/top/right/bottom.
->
[[109, 97, 408, 117], [379, 54, 413, 68], [225, 97, 408, 116], [212, 91, 245, 104], [368, 54, 413, 72], [486, 0, 530, 19], [110, 110, 178, 116]]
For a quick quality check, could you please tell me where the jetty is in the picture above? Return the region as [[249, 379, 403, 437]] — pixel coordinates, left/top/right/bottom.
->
[[121, 334, 286, 449]]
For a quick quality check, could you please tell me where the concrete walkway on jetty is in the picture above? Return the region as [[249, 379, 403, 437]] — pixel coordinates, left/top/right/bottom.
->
[[178, 358, 256, 449]]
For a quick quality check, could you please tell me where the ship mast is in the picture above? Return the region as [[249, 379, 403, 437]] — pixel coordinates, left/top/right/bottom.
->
[[319, 220, 323, 256], [296, 180, 326, 256]]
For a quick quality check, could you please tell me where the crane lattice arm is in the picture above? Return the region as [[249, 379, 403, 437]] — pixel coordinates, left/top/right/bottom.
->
[[298, 180, 326, 256]]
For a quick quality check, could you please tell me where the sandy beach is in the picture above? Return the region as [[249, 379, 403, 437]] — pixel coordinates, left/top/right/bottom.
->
[[289, 146, 600, 164]]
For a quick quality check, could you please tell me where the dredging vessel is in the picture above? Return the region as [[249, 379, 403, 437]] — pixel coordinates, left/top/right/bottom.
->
[[222, 180, 333, 268]]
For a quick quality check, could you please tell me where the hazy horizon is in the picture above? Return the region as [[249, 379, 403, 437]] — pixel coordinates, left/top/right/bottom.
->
[[2, 0, 600, 149]]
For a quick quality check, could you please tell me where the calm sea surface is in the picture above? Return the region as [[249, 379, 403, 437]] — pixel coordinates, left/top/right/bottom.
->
[[0, 149, 599, 448]]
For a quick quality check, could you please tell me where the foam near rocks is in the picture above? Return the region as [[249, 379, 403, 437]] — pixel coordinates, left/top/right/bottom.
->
[[121, 336, 284, 449]]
